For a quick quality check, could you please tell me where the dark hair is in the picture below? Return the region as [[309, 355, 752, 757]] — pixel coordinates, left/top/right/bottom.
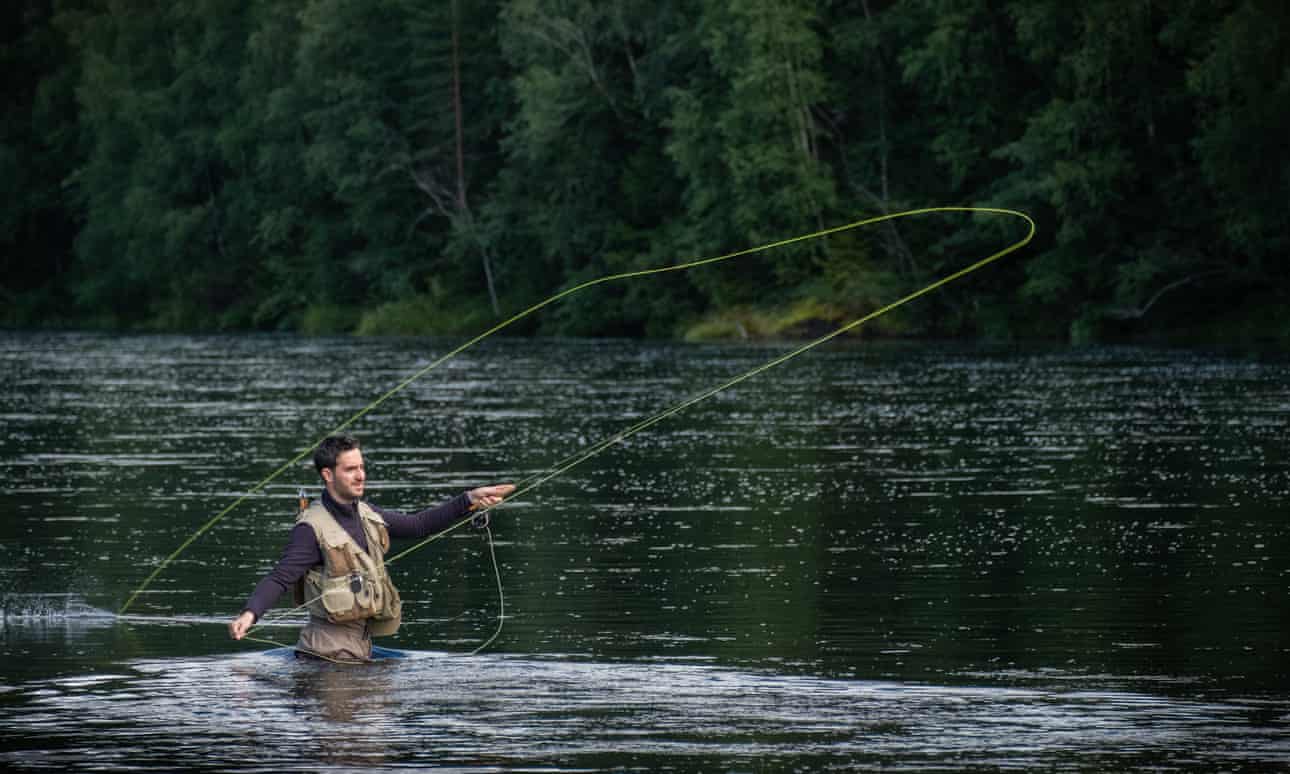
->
[[313, 434, 361, 474]]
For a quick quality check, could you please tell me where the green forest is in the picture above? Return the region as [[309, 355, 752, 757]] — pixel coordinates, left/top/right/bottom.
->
[[3, 0, 1288, 344]]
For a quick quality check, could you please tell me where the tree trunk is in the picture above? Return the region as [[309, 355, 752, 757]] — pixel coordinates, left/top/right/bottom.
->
[[452, 0, 499, 316]]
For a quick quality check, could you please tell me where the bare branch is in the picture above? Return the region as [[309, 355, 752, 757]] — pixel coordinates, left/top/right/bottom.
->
[[1106, 269, 1228, 320]]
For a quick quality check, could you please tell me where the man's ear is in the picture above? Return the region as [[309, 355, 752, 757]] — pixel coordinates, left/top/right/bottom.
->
[[320, 467, 334, 485]]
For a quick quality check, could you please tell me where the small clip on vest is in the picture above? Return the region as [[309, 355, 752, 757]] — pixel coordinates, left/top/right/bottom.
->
[[348, 572, 363, 594]]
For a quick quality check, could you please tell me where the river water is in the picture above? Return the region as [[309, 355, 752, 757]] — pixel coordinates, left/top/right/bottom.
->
[[2, 331, 1288, 771]]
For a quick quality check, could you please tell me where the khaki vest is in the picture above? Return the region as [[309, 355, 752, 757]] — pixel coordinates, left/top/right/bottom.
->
[[294, 500, 402, 637]]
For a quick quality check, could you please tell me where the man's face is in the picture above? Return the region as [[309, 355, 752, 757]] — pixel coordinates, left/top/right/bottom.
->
[[323, 448, 366, 503]]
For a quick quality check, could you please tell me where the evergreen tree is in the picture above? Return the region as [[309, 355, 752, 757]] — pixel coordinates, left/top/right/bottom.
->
[[1187, 0, 1290, 292], [488, 0, 695, 336], [68, 0, 256, 329], [1, 0, 84, 326], [665, 0, 836, 306], [3, 0, 1287, 342], [993, 1, 1226, 340]]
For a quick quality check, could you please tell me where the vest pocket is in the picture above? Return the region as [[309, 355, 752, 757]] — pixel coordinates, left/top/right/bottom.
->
[[309, 570, 370, 623]]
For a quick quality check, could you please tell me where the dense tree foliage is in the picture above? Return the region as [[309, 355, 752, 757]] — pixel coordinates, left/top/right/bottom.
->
[[3, 0, 1286, 343]]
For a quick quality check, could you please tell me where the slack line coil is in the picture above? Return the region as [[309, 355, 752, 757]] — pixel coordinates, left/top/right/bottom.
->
[[119, 206, 1036, 619]]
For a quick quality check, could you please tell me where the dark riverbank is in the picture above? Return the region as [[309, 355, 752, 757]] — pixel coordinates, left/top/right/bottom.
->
[[5, 2, 1288, 346]]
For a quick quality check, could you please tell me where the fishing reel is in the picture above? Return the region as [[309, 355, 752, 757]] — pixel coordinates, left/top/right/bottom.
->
[[471, 510, 490, 530]]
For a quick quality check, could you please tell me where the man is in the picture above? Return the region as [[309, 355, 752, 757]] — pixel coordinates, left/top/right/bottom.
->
[[228, 434, 514, 661]]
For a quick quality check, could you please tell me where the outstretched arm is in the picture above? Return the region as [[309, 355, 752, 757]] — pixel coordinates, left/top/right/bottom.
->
[[378, 483, 516, 540], [227, 522, 320, 639]]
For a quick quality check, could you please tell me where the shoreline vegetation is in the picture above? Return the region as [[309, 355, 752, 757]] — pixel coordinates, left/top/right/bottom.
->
[[368, 293, 1290, 350], [3, 2, 1287, 348], [13, 295, 1286, 356]]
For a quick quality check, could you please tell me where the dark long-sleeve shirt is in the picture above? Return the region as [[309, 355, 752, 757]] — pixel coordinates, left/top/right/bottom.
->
[[242, 488, 473, 621]]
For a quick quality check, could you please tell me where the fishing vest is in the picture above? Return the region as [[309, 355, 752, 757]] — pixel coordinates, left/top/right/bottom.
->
[[294, 500, 402, 637]]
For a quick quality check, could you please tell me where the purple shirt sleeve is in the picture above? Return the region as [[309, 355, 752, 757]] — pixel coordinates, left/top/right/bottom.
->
[[370, 493, 474, 540], [242, 523, 320, 622]]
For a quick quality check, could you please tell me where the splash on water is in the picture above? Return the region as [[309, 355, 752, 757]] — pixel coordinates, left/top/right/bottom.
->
[[0, 594, 116, 626]]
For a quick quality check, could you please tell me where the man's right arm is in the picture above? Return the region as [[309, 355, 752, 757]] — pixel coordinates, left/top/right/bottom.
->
[[228, 523, 320, 638]]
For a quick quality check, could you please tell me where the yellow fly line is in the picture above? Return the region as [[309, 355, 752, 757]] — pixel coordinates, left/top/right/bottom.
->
[[119, 206, 1035, 619]]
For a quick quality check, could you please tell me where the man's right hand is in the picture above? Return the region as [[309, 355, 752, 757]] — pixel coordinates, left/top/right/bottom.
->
[[228, 610, 256, 640], [468, 483, 516, 510]]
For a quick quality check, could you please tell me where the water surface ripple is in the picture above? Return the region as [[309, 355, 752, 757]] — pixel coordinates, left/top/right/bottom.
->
[[2, 332, 1289, 770]]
